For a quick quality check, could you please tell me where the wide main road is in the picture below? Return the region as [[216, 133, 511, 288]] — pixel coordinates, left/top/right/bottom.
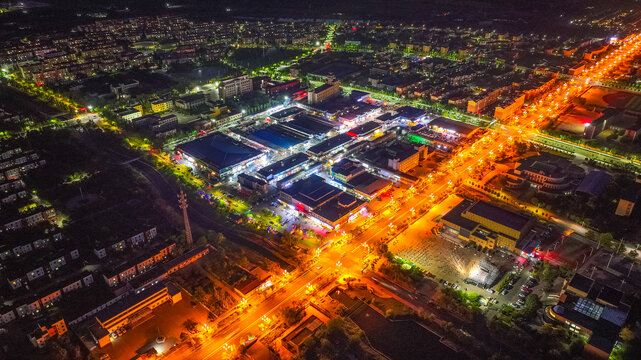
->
[[182, 230, 372, 360], [533, 133, 641, 173], [174, 32, 641, 359]]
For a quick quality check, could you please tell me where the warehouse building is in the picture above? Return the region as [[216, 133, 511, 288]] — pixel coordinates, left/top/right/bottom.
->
[[176, 132, 265, 177]]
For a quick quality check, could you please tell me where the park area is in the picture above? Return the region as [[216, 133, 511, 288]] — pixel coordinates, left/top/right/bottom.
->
[[228, 47, 304, 69]]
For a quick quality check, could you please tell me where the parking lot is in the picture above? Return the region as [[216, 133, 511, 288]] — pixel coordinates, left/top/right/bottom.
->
[[388, 201, 542, 311]]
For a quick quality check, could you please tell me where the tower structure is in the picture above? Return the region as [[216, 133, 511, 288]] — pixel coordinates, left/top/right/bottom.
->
[[178, 190, 193, 246]]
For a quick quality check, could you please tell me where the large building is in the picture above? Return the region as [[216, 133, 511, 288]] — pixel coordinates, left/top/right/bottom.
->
[[175, 93, 206, 110], [175, 132, 265, 177], [362, 141, 427, 173], [441, 199, 534, 252], [330, 159, 392, 200], [150, 99, 173, 113], [504, 152, 585, 196], [219, 75, 253, 99], [257, 152, 311, 182], [426, 117, 479, 139], [92, 282, 182, 346], [308, 75, 340, 104], [279, 175, 365, 229], [307, 133, 354, 159], [115, 108, 142, 122], [245, 124, 309, 152], [548, 274, 629, 359], [281, 114, 336, 139]]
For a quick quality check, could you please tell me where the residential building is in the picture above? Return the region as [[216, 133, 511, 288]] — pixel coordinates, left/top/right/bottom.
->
[[219, 75, 253, 99], [175, 93, 206, 110], [115, 108, 142, 122], [150, 99, 173, 113], [308, 75, 340, 104]]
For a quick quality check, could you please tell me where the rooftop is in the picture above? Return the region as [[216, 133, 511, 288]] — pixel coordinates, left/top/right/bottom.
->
[[428, 117, 478, 136], [395, 106, 426, 121], [283, 114, 336, 137], [313, 192, 365, 224], [347, 172, 392, 197], [331, 159, 364, 178], [248, 125, 307, 151], [465, 201, 531, 232], [95, 282, 167, 324], [307, 133, 353, 156], [257, 152, 310, 180], [441, 199, 480, 231], [576, 170, 612, 196], [347, 121, 382, 137], [270, 106, 304, 120], [567, 273, 595, 295], [516, 152, 585, 179], [176, 132, 263, 172], [281, 175, 342, 209]]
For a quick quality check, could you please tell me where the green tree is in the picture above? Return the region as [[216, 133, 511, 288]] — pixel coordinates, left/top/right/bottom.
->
[[585, 229, 596, 241], [183, 318, 199, 333], [599, 232, 614, 249], [281, 306, 305, 326]]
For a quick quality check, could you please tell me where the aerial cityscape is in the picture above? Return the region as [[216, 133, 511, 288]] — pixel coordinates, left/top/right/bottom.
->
[[2, 1, 641, 360]]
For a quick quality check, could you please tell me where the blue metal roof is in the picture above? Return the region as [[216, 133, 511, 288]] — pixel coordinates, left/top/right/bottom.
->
[[176, 133, 262, 172]]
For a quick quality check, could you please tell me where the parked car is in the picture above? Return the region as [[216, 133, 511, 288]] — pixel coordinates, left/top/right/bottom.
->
[[486, 289, 495, 294]]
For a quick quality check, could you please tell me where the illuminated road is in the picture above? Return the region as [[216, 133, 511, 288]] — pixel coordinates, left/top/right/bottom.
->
[[180, 239, 369, 360], [170, 32, 641, 360]]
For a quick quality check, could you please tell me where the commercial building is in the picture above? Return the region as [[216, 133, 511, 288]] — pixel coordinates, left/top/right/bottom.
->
[[265, 79, 300, 96], [330, 159, 365, 183], [219, 75, 253, 99], [504, 152, 585, 196], [426, 117, 479, 139], [548, 274, 629, 359], [338, 103, 382, 126], [238, 173, 268, 194], [245, 124, 309, 152], [175, 132, 265, 177], [269, 106, 304, 122], [394, 106, 427, 123], [279, 175, 365, 229], [361, 141, 427, 173], [441, 199, 534, 252], [307, 133, 354, 159], [346, 121, 383, 140], [257, 152, 311, 182], [281, 114, 336, 139]]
